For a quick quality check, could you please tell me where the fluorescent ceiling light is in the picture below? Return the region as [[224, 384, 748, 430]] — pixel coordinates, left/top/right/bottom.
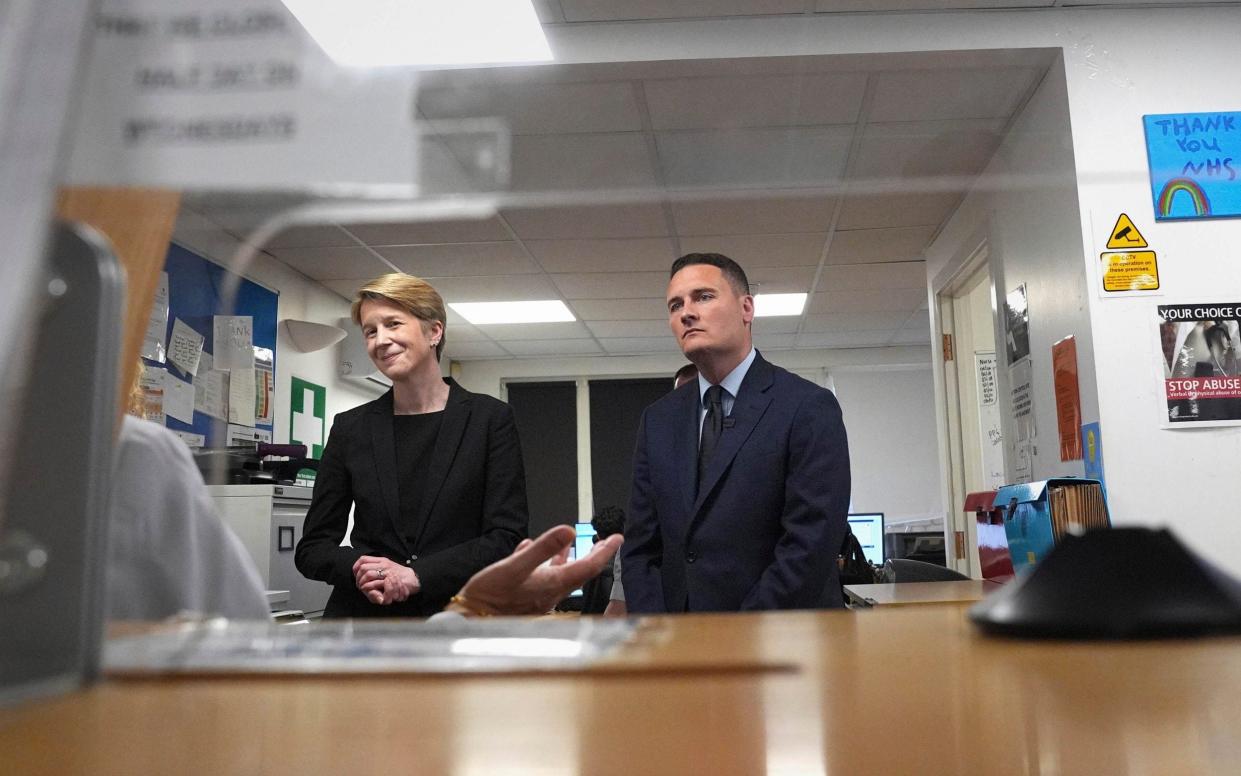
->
[[450, 300, 575, 325], [282, 0, 553, 68], [754, 293, 807, 317]]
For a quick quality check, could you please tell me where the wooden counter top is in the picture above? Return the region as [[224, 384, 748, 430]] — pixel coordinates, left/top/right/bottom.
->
[[4, 605, 1241, 775]]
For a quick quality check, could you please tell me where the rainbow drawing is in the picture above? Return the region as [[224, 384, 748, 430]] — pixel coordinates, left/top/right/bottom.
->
[[1157, 177, 1211, 218]]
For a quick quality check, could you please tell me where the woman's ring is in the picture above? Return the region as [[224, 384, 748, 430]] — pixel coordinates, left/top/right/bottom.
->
[[377, 567, 386, 578]]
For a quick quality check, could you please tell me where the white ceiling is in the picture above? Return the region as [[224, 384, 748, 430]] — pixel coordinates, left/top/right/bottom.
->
[[177, 45, 1063, 361]]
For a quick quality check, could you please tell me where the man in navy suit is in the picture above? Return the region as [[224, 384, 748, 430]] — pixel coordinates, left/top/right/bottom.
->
[[621, 253, 851, 612]]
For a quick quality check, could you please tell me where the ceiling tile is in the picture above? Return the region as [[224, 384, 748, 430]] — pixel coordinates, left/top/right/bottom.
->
[[552, 271, 668, 299], [671, 191, 836, 235], [748, 265, 818, 294], [868, 67, 1040, 123], [752, 317, 802, 335], [599, 336, 682, 355], [267, 246, 392, 280], [320, 278, 368, 300], [826, 226, 936, 264], [837, 191, 962, 230], [819, 261, 928, 291], [417, 81, 643, 134], [443, 341, 511, 360], [502, 339, 605, 357], [511, 133, 655, 191], [657, 126, 852, 189], [809, 288, 927, 314], [818, 1, 1049, 10], [376, 242, 540, 277], [560, 0, 804, 22], [678, 235, 826, 269], [442, 320, 491, 343], [502, 202, 669, 240], [585, 319, 670, 339], [263, 225, 355, 249], [796, 330, 895, 349], [644, 73, 865, 131], [481, 322, 594, 341], [524, 238, 676, 273], [802, 311, 916, 333], [852, 119, 1005, 180], [428, 274, 561, 302], [344, 217, 510, 246], [572, 297, 669, 321], [754, 333, 797, 349]]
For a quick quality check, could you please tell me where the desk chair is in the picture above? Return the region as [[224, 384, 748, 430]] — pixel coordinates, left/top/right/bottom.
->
[[885, 558, 970, 583]]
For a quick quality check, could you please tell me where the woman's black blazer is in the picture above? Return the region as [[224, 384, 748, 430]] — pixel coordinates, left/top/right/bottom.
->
[[295, 380, 528, 617]]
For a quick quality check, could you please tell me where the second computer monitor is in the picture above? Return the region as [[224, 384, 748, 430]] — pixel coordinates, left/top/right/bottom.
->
[[847, 513, 885, 566]]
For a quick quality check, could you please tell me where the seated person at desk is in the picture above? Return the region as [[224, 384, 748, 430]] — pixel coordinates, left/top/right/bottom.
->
[[295, 273, 528, 618], [578, 506, 625, 615], [107, 414, 270, 621]]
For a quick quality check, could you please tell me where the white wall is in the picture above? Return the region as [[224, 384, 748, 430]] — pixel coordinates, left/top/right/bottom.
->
[[831, 366, 942, 527], [170, 229, 385, 442], [926, 57, 1099, 483]]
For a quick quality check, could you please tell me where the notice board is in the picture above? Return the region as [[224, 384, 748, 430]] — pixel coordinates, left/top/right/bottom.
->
[[142, 242, 278, 447]]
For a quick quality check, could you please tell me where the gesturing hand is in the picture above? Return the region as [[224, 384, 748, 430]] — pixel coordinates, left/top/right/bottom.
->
[[448, 525, 623, 617], [352, 555, 420, 605]]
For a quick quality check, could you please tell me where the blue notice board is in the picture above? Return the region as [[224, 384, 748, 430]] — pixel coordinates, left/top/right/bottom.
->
[[1143, 112, 1241, 221], [154, 243, 278, 447]]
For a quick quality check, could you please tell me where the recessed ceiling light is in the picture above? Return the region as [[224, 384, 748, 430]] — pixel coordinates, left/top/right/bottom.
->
[[754, 293, 807, 317], [450, 300, 576, 325], [282, 0, 553, 68]]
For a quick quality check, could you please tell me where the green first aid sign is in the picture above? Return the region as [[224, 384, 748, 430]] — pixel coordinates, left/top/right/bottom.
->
[[290, 376, 327, 459]]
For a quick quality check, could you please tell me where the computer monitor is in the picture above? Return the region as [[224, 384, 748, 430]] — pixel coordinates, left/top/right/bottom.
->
[[573, 522, 597, 562], [847, 513, 885, 566]]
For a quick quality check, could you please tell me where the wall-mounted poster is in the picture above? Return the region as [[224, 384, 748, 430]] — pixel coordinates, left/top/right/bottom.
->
[[1157, 303, 1241, 426], [1005, 284, 1031, 364], [1143, 112, 1241, 221]]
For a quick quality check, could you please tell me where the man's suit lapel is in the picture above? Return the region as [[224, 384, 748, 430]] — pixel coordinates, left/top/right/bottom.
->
[[410, 381, 471, 547], [675, 385, 700, 516], [692, 354, 775, 515], [367, 390, 407, 551]]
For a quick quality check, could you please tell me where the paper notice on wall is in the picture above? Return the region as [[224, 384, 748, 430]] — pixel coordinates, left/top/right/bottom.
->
[[227, 423, 271, 446], [214, 315, 253, 371], [1051, 336, 1083, 461], [168, 317, 205, 376], [173, 431, 206, 449], [1009, 359, 1036, 442], [163, 370, 195, 424], [975, 352, 1005, 489], [65, 0, 418, 192], [1157, 303, 1241, 427], [141, 271, 169, 363], [136, 361, 165, 424], [255, 358, 274, 425], [228, 367, 256, 427], [193, 351, 229, 421]]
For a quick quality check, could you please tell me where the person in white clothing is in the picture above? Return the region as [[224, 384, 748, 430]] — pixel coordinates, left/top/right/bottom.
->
[[106, 415, 270, 621]]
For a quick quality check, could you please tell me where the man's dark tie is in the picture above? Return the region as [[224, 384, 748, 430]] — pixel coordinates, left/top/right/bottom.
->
[[697, 385, 725, 492]]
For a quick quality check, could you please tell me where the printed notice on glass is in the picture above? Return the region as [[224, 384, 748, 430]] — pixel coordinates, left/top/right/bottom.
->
[[66, 0, 417, 191], [168, 317, 205, 376], [141, 271, 170, 363], [1157, 303, 1241, 427], [214, 315, 253, 371]]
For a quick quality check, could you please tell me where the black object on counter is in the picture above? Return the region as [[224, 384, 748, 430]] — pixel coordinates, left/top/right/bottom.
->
[[970, 527, 1241, 639]]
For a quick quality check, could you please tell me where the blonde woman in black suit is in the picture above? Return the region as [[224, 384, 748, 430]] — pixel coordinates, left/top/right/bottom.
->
[[295, 273, 528, 618]]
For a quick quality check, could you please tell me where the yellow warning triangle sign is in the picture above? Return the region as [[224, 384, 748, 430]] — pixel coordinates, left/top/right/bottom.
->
[[1106, 213, 1148, 249]]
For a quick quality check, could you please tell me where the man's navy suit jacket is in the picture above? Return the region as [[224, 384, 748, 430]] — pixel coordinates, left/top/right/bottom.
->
[[621, 352, 851, 613]]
